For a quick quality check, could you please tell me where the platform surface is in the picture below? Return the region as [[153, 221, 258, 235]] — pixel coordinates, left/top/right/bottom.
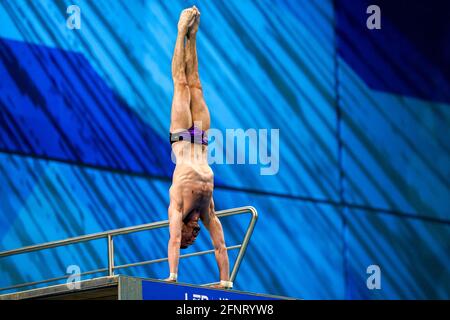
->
[[0, 275, 292, 300]]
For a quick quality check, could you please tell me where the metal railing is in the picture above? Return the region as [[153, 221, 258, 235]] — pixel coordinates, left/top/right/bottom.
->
[[0, 206, 258, 293]]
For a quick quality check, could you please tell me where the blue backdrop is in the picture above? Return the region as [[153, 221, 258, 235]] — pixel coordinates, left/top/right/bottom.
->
[[0, 0, 449, 299]]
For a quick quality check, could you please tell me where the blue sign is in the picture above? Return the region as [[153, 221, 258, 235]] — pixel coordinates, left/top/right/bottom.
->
[[141, 280, 282, 300]]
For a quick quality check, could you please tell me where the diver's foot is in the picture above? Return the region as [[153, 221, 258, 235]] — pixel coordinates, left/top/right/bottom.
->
[[188, 6, 200, 38], [163, 277, 177, 283], [209, 283, 233, 290], [178, 8, 197, 36]]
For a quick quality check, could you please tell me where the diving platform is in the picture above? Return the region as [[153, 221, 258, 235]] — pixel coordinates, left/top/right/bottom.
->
[[0, 275, 290, 300]]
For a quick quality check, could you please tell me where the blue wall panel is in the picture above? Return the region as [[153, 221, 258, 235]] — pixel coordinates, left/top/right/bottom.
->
[[212, 189, 344, 299], [0, 0, 449, 299], [339, 62, 450, 220], [0, 154, 344, 299], [336, 0, 450, 104], [345, 208, 450, 299], [0, 38, 172, 176], [0, 0, 340, 200]]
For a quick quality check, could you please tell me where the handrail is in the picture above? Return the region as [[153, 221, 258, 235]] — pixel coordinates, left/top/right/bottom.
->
[[0, 206, 258, 293]]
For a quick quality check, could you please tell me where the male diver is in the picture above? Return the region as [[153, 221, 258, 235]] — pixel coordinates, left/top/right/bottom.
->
[[165, 6, 232, 289]]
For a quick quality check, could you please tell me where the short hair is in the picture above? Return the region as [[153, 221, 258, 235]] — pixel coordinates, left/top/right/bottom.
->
[[180, 220, 201, 249]]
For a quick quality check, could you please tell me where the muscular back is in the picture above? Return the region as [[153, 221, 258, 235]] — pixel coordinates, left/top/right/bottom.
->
[[170, 141, 213, 220]]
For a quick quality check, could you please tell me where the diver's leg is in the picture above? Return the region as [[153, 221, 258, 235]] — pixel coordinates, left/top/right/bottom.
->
[[170, 8, 197, 133], [186, 7, 210, 131]]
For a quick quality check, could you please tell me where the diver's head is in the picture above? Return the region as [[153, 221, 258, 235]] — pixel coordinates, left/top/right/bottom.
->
[[180, 213, 200, 249]]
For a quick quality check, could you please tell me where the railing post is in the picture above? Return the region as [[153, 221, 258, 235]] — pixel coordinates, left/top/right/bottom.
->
[[107, 235, 114, 276], [230, 207, 258, 283]]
